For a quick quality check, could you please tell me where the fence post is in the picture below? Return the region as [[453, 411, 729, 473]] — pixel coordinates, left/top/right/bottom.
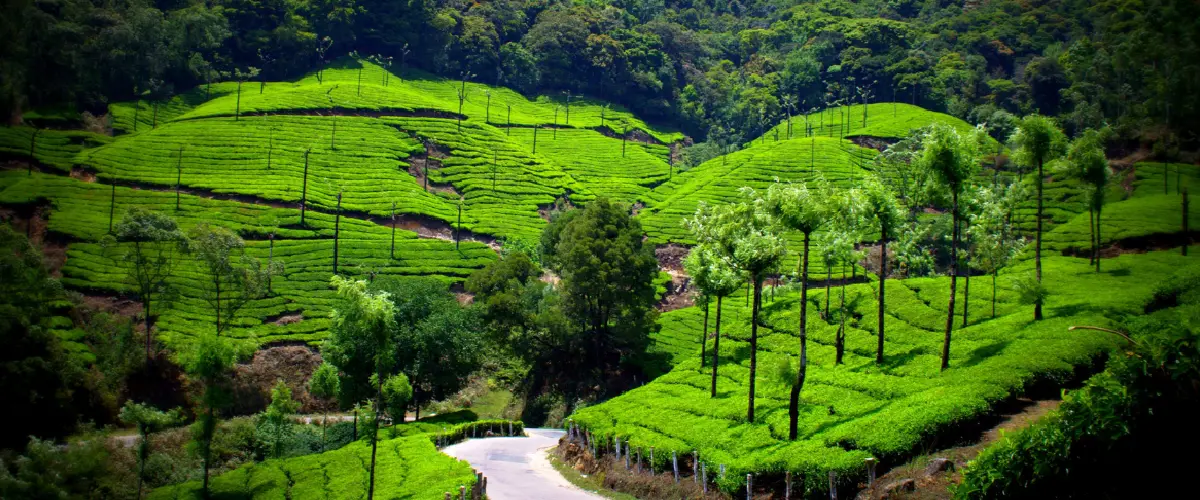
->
[[786, 471, 792, 500], [672, 452, 679, 483], [636, 448, 641, 474], [649, 447, 654, 475], [865, 457, 877, 487], [828, 471, 837, 500], [702, 463, 707, 493], [625, 442, 630, 469], [459, 485, 466, 500], [747, 474, 753, 500], [693, 451, 698, 483], [720, 464, 726, 480]]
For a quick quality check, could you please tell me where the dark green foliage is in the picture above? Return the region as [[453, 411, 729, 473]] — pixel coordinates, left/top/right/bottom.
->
[[0, 437, 116, 499], [111, 208, 187, 359], [555, 198, 660, 390], [957, 269, 1200, 498], [381, 373, 413, 421], [466, 252, 542, 342], [0, 224, 90, 450]]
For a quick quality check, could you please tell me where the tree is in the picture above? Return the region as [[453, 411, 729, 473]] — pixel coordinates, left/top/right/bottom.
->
[[1012, 115, 1066, 320], [1065, 129, 1111, 271], [112, 208, 187, 361], [763, 180, 827, 439], [554, 198, 660, 392], [186, 224, 275, 336], [706, 192, 786, 423], [307, 362, 341, 450], [182, 333, 236, 499], [968, 184, 1027, 318], [119, 401, 183, 500], [918, 123, 983, 370], [326, 276, 395, 500], [381, 373, 413, 424], [681, 242, 741, 397], [466, 252, 541, 344], [823, 189, 865, 365], [861, 178, 905, 364], [373, 277, 482, 416], [261, 380, 300, 459]]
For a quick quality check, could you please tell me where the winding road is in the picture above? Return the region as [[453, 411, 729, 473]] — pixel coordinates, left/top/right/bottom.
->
[[441, 428, 604, 500]]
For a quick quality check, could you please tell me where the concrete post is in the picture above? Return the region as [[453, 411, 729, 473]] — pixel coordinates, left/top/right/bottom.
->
[[747, 474, 752, 500], [693, 451, 698, 483], [785, 471, 792, 499], [702, 463, 707, 493], [865, 458, 877, 486], [828, 471, 837, 500], [672, 452, 678, 483]]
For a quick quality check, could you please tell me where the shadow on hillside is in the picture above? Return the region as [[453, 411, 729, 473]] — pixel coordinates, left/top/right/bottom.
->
[[871, 345, 932, 372], [960, 340, 1012, 368]]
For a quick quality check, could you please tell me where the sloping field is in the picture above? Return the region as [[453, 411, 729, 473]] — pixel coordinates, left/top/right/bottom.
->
[[571, 249, 1189, 495], [0, 171, 494, 351]]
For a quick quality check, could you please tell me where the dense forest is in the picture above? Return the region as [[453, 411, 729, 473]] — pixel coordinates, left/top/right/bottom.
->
[[4, 0, 1199, 145]]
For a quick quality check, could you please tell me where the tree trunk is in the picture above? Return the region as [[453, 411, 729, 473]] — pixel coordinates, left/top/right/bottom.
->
[[962, 223, 970, 328], [789, 233, 812, 440], [144, 297, 152, 362], [747, 280, 763, 423], [214, 279, 221, 335], [701, 301, 709, 368], [710, 296, 722, 398], [992, 272, 998, 318], [367, 369, 382, 500], [836, 266, 846, 364], [202, 407, 213, 499], [321, 409, 327, 451], [1035, 158, 1044, 320], [824, 267, 831, 319], [1089, 209, 1096, 265], [877, 226, 887, 364], [942, 190, 959, 371], [136, 429, 147, 499]]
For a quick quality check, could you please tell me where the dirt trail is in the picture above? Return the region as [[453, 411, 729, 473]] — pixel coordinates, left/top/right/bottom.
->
[[856, 398, 1061, 500]]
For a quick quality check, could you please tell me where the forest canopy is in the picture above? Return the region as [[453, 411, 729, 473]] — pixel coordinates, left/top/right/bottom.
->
[[3, 0, 1197, 144]]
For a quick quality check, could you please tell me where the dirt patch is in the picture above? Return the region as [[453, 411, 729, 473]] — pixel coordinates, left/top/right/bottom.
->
[[655, 244, 690, 272], [657, 269, 695, 312], [70, 166, 97, 183], [230, 345, 325, 415], [266, 311, 305, 326], [847, 135, 896, 152], [591, 125, 664, 146], [81, 294, 145, 319], [855, 398, 1061, 500]]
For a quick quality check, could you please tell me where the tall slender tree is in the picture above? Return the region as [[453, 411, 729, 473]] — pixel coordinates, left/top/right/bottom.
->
[[1065, 129, 1111, 272], [1012, 115, 1066, 320], [186, 224, 275, 336], [327, 276, 396, 500], [182, 333, 236, 500], [119, 402, 182, 500], [112, 208, 187, 361], [917, 124, 983, 370], [681, 242, 741, 397], [308, 362, 341, 451], [861, 178, 904, 364], [968, 184, 1027, 318], [763, 180, 829, 440], [703, 193, 785, 423]]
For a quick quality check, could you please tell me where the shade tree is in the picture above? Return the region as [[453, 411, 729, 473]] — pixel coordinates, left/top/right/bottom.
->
[[111, 208, 187, 361], [861, 177, 905, 364], [1064, 128, 1112, 271], [185, 224, 276, 336], [118, 401, 183, 500], [1012, 115, 1067, 320], [681, 242, 742, 397], [307, 362, 341, 450], [968, 184, 1028, 318], [181, 333, 237, 499], [916, 123, 983, 370]]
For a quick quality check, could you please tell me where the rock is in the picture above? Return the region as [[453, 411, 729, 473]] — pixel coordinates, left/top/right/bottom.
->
[[879, 479, 915, 499], [924, 458, 955, 476]]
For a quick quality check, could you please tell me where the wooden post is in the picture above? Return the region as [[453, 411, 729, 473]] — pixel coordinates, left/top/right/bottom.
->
[[672, 452, 678, 483], [622, 125, 627, 157], [829, 471, 837, 500], [649, 447, 654, 474], [300, 150, 310, 225], [455, 197, 462, 250], [746, 474, 752, 500], [635, 447, 641, 473], [357, 66, 362, 96], [390, 202, 397, 259], [692, 451, 697, 483], [786, 471, 792, 499], [865, 457, 877, 487], [625, 442, 630, 469], [459, 485, 465, 500], [701, 463, 707, 493], [533, 126, 538, 154], [506, 104, 511, 135], [553, 107, 558, 139], [236, 81, 242, 121]]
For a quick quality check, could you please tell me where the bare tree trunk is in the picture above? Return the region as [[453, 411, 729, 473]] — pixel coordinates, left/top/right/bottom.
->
[[1089, 209, 1096, 265], [942, 190, 959, 371], [701, 301, 709, 368], [747, 280, 762, 423], [710, 296, 722, 397], [836, 266, 846, 364], [877, 225, 887, 364], [789, 233, 811, 440], [1035, 158, 1044, 321], [367, 369, 382, 500]]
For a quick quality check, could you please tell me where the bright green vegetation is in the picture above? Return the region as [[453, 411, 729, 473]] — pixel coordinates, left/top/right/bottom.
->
[[507, 127, 671, 205], [108, 82, 241, 134], [0, 171, 494, 351], [571, 249, 1192, 494], [767, 103, 986, 141], [148, 417, 524, 500], [1043, 194, 1199, 254], [173, 61, 682, 144], [0, 126, 111, 170]]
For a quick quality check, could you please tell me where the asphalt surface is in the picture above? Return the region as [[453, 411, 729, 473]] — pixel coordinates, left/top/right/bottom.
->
[[441, 428, 604, 500]]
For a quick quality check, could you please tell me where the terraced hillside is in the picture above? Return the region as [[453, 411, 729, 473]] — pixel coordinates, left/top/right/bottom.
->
[[573, 247, 1192, 496]]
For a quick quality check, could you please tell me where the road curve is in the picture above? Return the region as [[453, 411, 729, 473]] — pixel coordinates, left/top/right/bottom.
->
[[441, 428, 604, 500]]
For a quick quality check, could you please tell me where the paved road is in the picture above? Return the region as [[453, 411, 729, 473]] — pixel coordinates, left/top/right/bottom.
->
[[441, 428, 604, 500]]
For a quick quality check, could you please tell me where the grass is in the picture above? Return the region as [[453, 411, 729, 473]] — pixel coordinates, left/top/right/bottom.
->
[[548, 451, 641, 500], [570, 248, 1192, 496], [1, 171, 495, 351], [148, 416, 524, 500]]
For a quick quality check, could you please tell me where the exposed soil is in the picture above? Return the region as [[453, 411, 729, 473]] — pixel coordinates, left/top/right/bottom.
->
[[847, 135, 897, 151], [590, 124, 665, 146], [230, 345, 325, 415], [655, 244, 689, 272], [855, 398, 1061, 500], [81, 294, 145, 319]]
